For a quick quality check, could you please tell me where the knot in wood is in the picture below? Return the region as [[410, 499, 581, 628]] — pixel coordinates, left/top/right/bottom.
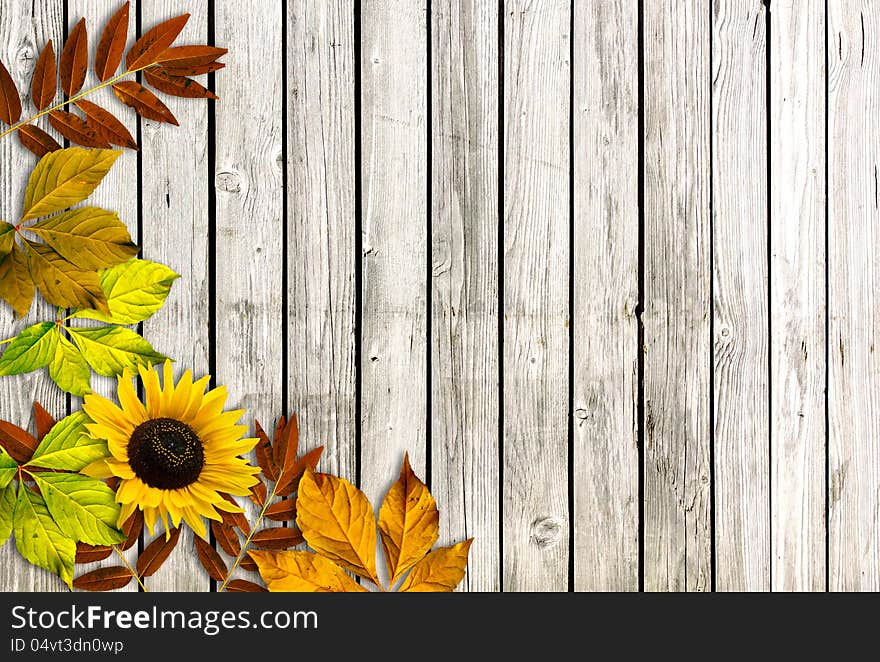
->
[[215, 170, 242, 193], [530, 516, 563, 548], [574, 408, 588, 420]]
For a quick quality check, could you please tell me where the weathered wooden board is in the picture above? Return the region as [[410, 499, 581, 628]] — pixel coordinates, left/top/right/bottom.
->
[[502, 0, 570, 592], [572, 0, 639, 592], [431, 0, 500, 592], [769, 0, 826, 592], [711, 0, 770, 592], [827, 0, 880, 592], [643, 1, 712, 591]]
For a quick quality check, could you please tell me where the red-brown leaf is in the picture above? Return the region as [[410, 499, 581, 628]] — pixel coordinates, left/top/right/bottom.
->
[[121, 510, 143, 551], [156, 46, 227, 69], [0, 420, 38, 464], [253, 420, 278, 481], [48, 110, 110, 148], [144, 69, 218, 99], [32, 401, 57, 441], [219, 496, 251, 535], [31, 41, 56, 110], [126, 14, 190, 71], [75, 543, 113, 564], [276, 446, 324, 497], [106, 476, 120, 491], [18, 124, 61, 158], [0, 59, 21, 126], [75, 100, 137, 149], [264, 498, 297, 523], [60, 18, 88, 96], [136, 527, 181, 577], [239, 552, 258, 573], [95, 1, 130, 82], [157, 61, 225, 77], [112, 81, 178, 125], [250, 527, 304, 551], [194, 536, 228, 582], [73, 566, 133, 592], [272, 416, 291, 469], [224, 579, 267, 593], [211, 521, 241, 558], [249, 479, 268, 507]]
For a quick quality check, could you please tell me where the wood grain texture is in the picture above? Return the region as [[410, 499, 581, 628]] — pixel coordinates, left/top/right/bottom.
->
[[769, 0, 826, 592], [711, 0, 770, 592], [827, 0, 880, 592], [213, 0, 284, 583], [360, 0, 428, 505], [431, 0, 500, 592], [0, 0, 65, 593], [643, 1, 712, 592], [286, 1, 357, 482], [140, 0, 210, 592], [503, 0, 570, 592], [572, 0, 639, 592]]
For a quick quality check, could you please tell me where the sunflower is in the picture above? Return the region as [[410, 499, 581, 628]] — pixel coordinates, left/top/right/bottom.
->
[[82, 361, 260, 539]]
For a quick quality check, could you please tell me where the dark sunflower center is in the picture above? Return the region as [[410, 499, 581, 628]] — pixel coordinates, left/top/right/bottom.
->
[[128, 418, 205, 489]]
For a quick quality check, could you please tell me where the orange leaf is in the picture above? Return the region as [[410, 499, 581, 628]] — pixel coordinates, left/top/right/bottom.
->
[[75, 100, 137, 149], [156, 46, 227, 69], [126, 14, 190, 71], [225, 579, 267, 593], [264, 498, 296, 522], [144, 65, 219, 101], [48, 110, 111, 148], [239, 552, 258, 573], [0, 420, 38, 464], [59, 18, 88, 97], [398, 540, 473, 592], [253, 420, 278, 481], [211, 520, 241, 558], [136, 527, 181, 577], [249, 479, 268, 507], [157, 61, 225, 77], [296, 469, 379, 585], [194, 536, 228, 582], [120, 509, 143, 551], [272, 416, 289, 469], [73, 566, 133, 592], [250, 550, 367, 593], [95, 1, 130, 82], [112, 82, 178, 125], [378, 453, 439, 583], [251, 527, 304, 551], [33, 401, 56, 441], [0, 59, 22, 125], [220, 494, 251, 534], [275, 446, 323, 498], [31, 41, 56, 110], [17, 124, 61, 158], [75, 543, 113, 564]]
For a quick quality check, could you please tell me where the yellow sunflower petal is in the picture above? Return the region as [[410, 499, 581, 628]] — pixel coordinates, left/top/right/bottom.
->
[[116, 372, 147, 425], [83, 393, 136, 437], [182, 375, 212, 421], [189, 386, 229, 428], [85, 423, 129, 459], [213, 498, 244, 514], [160, 360, 177, 412], [139, 364, 163, 418], [106, 459, 135, 479], [166, 369, 194, 420], [116, 477, 145, 504], [82, 458, 114, 479], [183, 507, 207, 539], [116, 501, 137, 528], [143, 505, 159, 536]]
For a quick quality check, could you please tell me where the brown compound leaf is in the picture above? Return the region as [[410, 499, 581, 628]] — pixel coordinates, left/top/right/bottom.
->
[[249, 479, 268, 508], [75, 100, 137, 149], [250, 527, 304, 551], [33, 401, 57, 442], [253, 420, 278, 482], [136, 526, 181, 577], [95, 1, 130, 82], [31, 41, 56, 110], [0, 59, 21, 125], [264, 499, 296, 523], [60, 18, 88, 97], [194, 535, 228, 582], [73, 566, 133, 592], [112, 82, 178, 125], [126, 14, 189, 71], [211, 520, 241, 558], [120, 509, 143, 551], [224, 579, 267, 593], [0, 420, 39, 464], [48, 110, 111, 148], [276, 446, 323, 498], [75, 543, 113, 564], [18, 124, 62, 158], [156, 61, 225, 77], [156, 46, 227, 69]]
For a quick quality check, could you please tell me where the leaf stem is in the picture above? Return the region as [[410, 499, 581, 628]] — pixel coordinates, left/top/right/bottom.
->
[[112, 544, 148, 592], [0, 63, 159, 142], [217, 473, 283, 593]]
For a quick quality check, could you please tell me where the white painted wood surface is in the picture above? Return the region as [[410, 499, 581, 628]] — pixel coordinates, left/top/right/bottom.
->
[[3, 0, 880, 593], [827, 0, 880, 592]]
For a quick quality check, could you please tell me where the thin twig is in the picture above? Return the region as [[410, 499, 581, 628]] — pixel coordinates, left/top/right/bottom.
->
[[112, 544, 148, 592]]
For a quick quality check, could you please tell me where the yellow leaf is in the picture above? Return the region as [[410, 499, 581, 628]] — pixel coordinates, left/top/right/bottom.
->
[[22, 147, 121, 221], [296, 468, 379, 585], [29, 207, 138, 270], [0, 245, 35, 318], [250, 550, 368, 593], [398, 540, 473, 592], [378, 453, 439, 584], [24, 241, 109, 314], [0, 222, 14, 260]]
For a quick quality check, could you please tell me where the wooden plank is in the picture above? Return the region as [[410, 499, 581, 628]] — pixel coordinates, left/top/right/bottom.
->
[[503, 0, 570, 592], [140, 0, 210, 592], [643, 1, 712, 591], [571, 0, 639, 592], [827, 1, 880, 592], [360, 0, 428, 506], [711, 0, 770, 591], [769, 0, 826, 592], [0, 0, 65, 593], [286, 2, 357, 483], [213, 0, 284, 585], [431, 0, 500, 592]]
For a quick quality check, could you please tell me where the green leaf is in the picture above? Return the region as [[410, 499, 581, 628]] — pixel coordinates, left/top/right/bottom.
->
[[27, 411, 107, 472], [21, 148, 121, 221], [73, 259, 180, 325], [48, 335, 92, 397], [68, 325, 167, 377], [0, 245, 35, 319], [0, 322, 58, 376], [0, 483, 14, 545], [0, 447, 17, 488], [29, 207, 138, 270], [13, 484, 76, 588], [32, 473, 125, 546], [0, 221, 14, 260]]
